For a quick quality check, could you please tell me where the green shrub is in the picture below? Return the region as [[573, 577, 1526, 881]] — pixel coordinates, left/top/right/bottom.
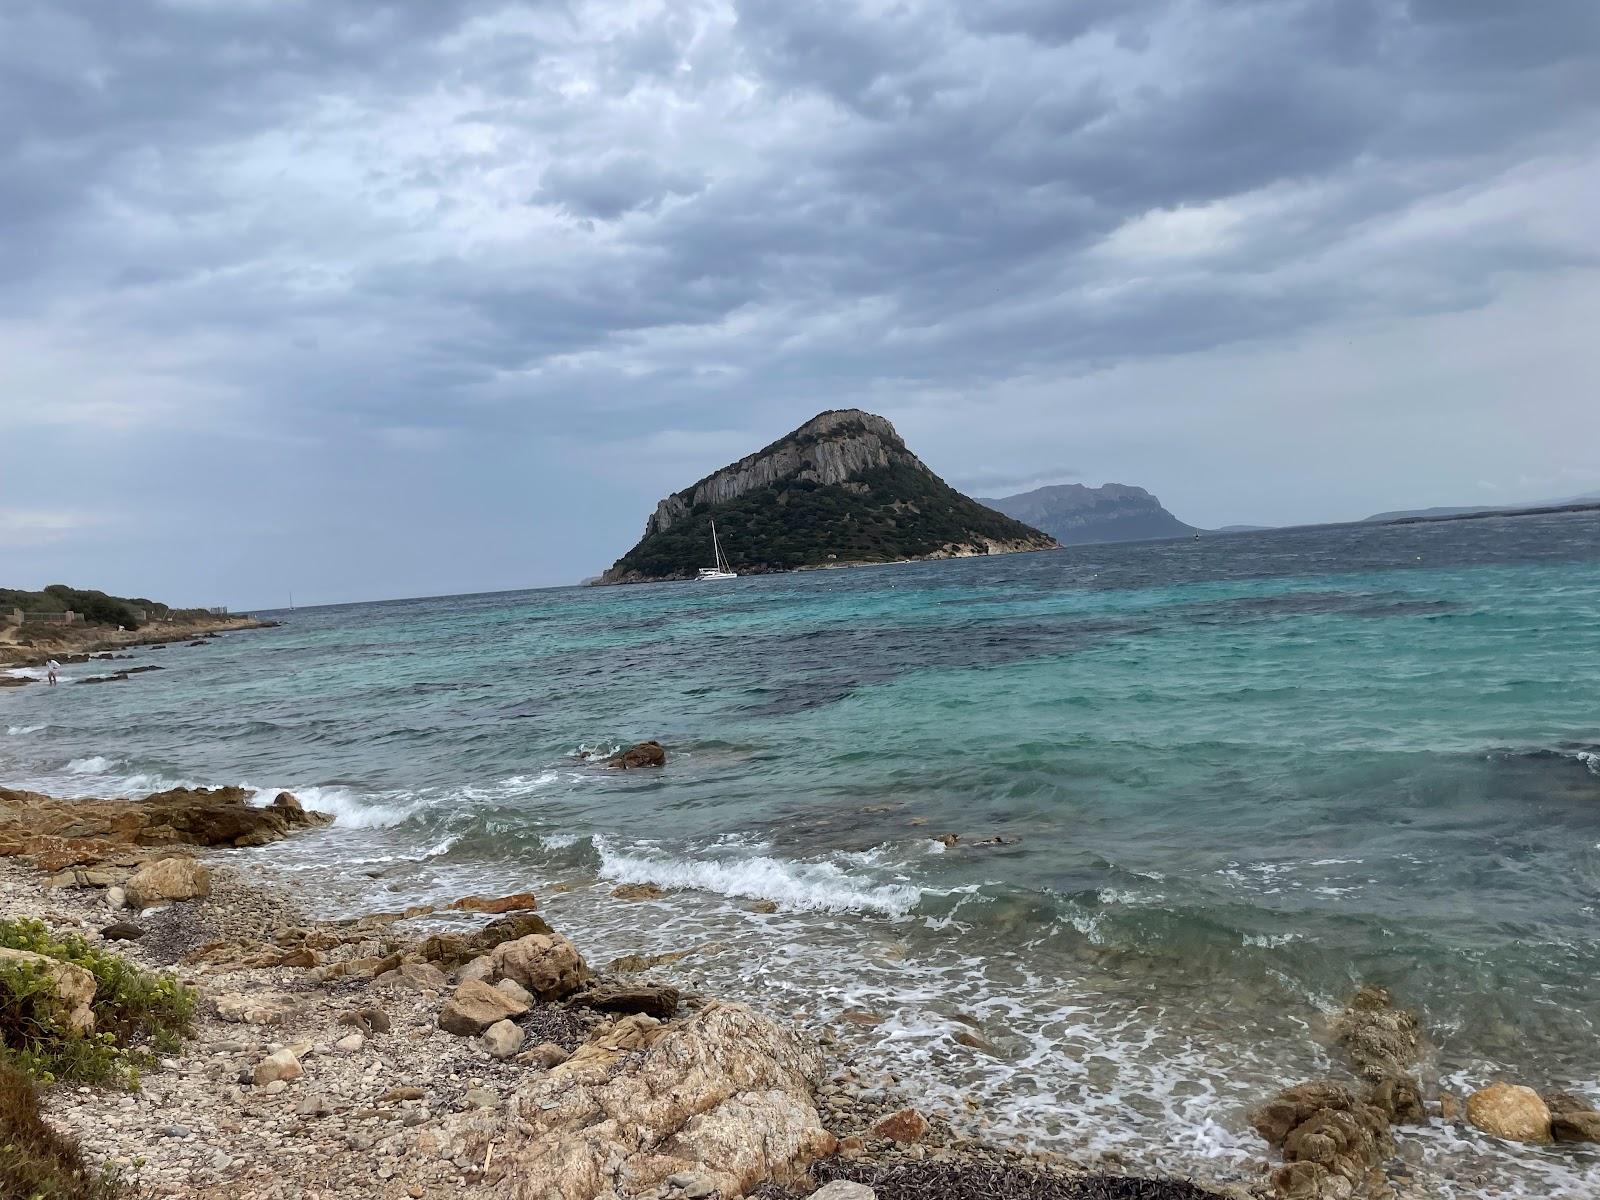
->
[[0, 1060, 127, 1200], [0, 920, 194, 1088]]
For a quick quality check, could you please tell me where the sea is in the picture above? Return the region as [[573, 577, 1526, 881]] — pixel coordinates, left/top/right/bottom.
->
[[4, 512, 1599, 1198]]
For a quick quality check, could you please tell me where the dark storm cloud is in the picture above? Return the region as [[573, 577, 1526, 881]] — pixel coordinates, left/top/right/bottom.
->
[[3, 0, 1599, 601]]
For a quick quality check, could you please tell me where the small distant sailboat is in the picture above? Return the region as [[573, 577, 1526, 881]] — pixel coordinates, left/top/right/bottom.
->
[[696, 519, 738, 581]]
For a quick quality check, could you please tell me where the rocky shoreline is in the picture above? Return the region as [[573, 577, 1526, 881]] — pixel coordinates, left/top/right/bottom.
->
[[0, 613, 274, 675], [0, 783, 1238, 1200]]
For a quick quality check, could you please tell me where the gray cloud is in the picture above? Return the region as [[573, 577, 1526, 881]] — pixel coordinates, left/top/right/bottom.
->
[[2, 0, 1598, 602]]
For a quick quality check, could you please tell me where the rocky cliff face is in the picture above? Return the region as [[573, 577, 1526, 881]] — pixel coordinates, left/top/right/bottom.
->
[[601, 410, 1055, 583], [644, 411, 926, 537], [980, 483, 1196, 545]]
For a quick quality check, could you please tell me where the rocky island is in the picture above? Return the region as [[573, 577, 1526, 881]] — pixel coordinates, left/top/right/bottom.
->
[[599, 411, 1056, 584], [978, 484, 1196, 546]]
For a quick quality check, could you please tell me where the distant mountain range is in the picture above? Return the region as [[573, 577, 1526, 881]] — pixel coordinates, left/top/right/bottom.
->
[[1363, 492, 1600, 522], [599, 410, 1056, 583], [978, 483, 1197, 545]]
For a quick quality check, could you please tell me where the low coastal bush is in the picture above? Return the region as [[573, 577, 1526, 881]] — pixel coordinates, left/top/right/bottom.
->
[[0, 1060, 125, 1200], [0, 919, 194, 1087]]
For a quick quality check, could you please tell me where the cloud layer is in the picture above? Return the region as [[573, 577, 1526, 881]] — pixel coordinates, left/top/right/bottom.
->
[[3, 0, 1597, 602]]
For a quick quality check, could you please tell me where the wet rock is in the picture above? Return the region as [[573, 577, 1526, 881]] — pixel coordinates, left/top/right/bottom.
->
[[125, 855, 211, 906], [748, 900, 779, 914], [1364, 1075, 1425, 1125], [270, 791, 303, 812], [605, 740, 666, 769], [482, 1018, 525, 1060], [571, 982, 681, 1019], [450, 891, 538, 914], [438, 979, 530, 1036], [0, 948, 97, 1034], [100, 921, 144, 941], [1466, 1082, 1551, 1143], [1330, 986, 1420, 1081], [610, 882, 665, 901], [871, 1108, 929, 1143], [488, 932, 587, 1001], [252, 1048, 302, 1086], [1252, 1080, 1393, 1198]]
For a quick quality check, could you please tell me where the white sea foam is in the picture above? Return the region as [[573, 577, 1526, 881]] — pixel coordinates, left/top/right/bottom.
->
[[66, 755, 115, 774], [1578, 750, 1600, 776], [596, 840, 922, 916], [244, 784, 418, 829], [6, 725, 45, 736]]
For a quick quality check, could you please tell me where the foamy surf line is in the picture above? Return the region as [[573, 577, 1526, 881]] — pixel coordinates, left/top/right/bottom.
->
[[596, 839, 924, 916]]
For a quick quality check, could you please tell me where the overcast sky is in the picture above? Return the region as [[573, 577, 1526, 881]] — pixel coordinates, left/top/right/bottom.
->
[[3, 0, 1597, 606]]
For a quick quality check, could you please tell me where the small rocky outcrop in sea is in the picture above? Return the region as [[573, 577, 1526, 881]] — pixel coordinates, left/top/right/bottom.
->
[[605, 741, 667, 769], [0, 785, 333, 873], [1330, 985, 1421, 1081]]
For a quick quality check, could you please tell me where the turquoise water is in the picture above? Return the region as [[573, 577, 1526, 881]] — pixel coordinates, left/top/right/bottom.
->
[[5, 512, 1599, 1196]]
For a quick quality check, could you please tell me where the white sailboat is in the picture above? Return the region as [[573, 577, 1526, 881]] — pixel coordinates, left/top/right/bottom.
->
[[696, 519, 738, 580]]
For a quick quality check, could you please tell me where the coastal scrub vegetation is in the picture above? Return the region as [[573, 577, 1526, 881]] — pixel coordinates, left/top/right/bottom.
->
[[610, 462, 1050, 579], [0, 586, 167, 630], [0, 918, 195, 1088], [0, 1061, 124, 1200]]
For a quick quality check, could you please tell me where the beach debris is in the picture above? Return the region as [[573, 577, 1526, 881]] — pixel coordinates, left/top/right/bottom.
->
[[605, 740, 667, 769], [488, 931, 588, 1001], [437, 979, 530, 1036], [252, 1048, 303, 1086], [1465, 1082, 1551, 1144], [0, 948, 97, 1034], [570, 982, 682, 1020], [481, 1017, 524, 1059], [611, 882, 665, 901], [449, 891, 538, 914], [125, 855, 212, 907], [100, 920, 144, 941]]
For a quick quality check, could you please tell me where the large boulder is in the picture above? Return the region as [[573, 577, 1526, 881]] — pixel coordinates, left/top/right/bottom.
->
[[438, 980, 530, 1036], [435, 1002, 833, 1200], [125, 855, 211, 906], [489, 933, 587, 1001], [1466, 1083, 1551, 1144], [1251, 1080, 1394, 1198], [0, 948, 96, 1035]]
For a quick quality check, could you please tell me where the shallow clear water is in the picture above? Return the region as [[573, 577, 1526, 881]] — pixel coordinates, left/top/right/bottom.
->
[[5, 512, 1600, 1196]]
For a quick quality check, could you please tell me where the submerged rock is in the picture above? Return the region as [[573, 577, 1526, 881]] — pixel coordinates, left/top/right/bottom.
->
[[605, 741, 666, 769], [451, 891, 539, 914]]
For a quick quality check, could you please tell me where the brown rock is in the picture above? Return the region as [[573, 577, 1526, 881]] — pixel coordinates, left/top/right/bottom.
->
[[438, 979, 530, 1036], [516, 1042, 571, 1069], [276, 948, 320, 968], [489, 932, 587, 1001], [382, 1086, 426, 1102], [605, 741, 666, 769], [748, 900, 779, 914], [610, 882, 665, 901], [450, 891, 538, 915], [271, 791, 303, 812], [1466, 1082, 1551, 1143], [125, 855, 211, 906], [1438, 1093, 1462, 1122], [1365, 1075, 1426, 1125], [871, 1108, 929, 1143], [0, 948, 97, 1035], [1552, 1111, 1600, 1144], [1331, 985, 1420, 1081]]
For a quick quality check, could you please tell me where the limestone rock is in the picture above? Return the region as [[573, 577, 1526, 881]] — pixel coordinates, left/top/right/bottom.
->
[[1330, 985, 1420, 1081], [215, 992, 300, 1025], [0, 947, 97, 1035], [125, 855, 211, 906], [488, 932, 587, 1001], [610, 882, 665, 901], [517, 1042, 571, 1069], [1466, 1083, 1551, 1143], [482, 1019, 525, 1060], [495, 978, 535, 1008], [438, 979, 529, 1036], [812, 1184, 877, 1200], [446, 1001, 832, 1200], [253, 1048, 303, 1086], [451, 892, 538, 914], [605, 742, 666, 770]]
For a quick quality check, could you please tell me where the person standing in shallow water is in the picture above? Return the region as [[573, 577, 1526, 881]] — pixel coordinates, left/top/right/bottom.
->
[[46, 660, 59, 685]]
